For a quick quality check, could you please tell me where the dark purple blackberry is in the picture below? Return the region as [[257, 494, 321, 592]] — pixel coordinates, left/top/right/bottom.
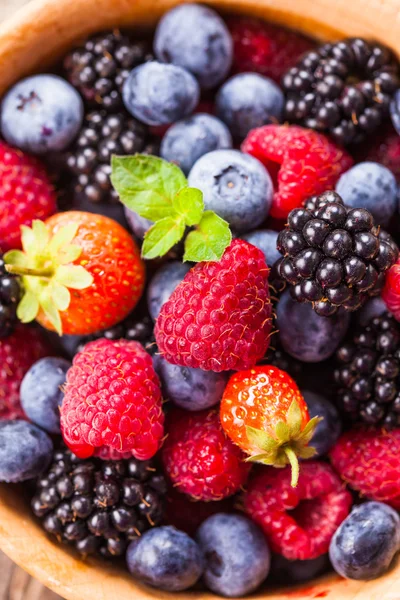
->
[[276, 191, 398, 316], [32, 447, 166, 558], [0, 255, 20, 338], [334, 312, 400, 428], [283, 38, 400, 145], [64, 110, 148, 203], [64, 30, 152, 111]]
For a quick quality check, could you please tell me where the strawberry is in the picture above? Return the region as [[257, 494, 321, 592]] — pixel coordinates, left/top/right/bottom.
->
[[155, 239, 272, 372], [161, 407, 250, 501], [4, 212, 145, 335], [220, 366, 321, 486], [0, 142, 57, 252], [330, 428, 400, 509], [0, 325, 52, 420], [244, 462, 352, 560]]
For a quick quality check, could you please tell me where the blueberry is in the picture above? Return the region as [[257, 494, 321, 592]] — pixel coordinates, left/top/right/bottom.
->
[[302, 390, 342, 457], [126, 525, 204, 591], [357, 296, 388, 327], [147, 261, 191, 321], [1, 74, 83, 154], [160, 114, 232, 175], [216, 73, 284, 140], [276, 290, 350, 362], [154, 3, 233, 90], [270, 554, 330, 584], [336, 162, 397, 227], [330, 502, 400, 580], [157, 356, 227, 411], [0, 420, 53, 482], [123, 61, 200, 126], [124, 207, 153, 240], [242, 229, 280, 266], [390, 89, 400, 134], [196, 513, 270, 597], [20, 357, 71, 434], [188, 150, 272, 232]]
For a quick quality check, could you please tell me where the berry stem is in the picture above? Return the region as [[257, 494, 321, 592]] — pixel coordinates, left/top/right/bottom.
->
[[5, 264, 53, 278], [283, 446, 299, 488]]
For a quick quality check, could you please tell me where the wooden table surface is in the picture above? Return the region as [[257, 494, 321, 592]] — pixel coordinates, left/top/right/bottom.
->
[[0, 1, 63, 598]]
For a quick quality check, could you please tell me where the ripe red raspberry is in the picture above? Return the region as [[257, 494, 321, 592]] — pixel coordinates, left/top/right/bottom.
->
[[162, 408, 250, 501], [0, 325, 52, 420], [364, 124, 400, 183], [242, 125, 353, 219], [330, 428, 400, 509], [155, 239, 272, 372], [382, 258, 400, 320], [244, 462, 352, 560], [60, 338, 164, 461], [0, 142, 57, 251], [227, 17, 314, 83]]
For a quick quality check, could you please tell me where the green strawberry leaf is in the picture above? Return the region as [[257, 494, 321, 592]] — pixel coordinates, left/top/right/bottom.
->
[[54, 265, 94, 289], [4, 250, 29, 268], [172, 187, 204, 226], [246, 426, 279, 453], [111, 154, 188, 221], [183, 211, 232, 262], [50, 283, 71, 311], [17, 291, 39, 323], [48, 223, 80, 254], [286, 399, 303, 437], [142, 217, 186, 259], [39, 290, 62, 336]]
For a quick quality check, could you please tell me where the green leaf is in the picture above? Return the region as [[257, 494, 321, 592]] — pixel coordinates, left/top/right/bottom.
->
[[297, 446, 317, 460], [246, 426, 278, 453], [48, 223, 80, 254], [111, 155, 187, 221], [17, 291, 39, 323], [245, 453, 277, 466], [50, 283, 71, 311], [142, 217, 186, 260], [296, 416, 323, 444], [286, 400, 303, 437], [32, 220, 50, 250], [183, 211, 232, 262], [275, 421, 291, 444], [39, 291, 62, 336], [54, 265, 94, 289], [4, 250, 29, 268], [57, 245, 82, 265], [172, 187, 204, 226], [20, 225, 37, 255]]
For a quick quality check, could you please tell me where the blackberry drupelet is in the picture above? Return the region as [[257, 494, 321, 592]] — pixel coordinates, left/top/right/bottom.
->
[[334, 312, 400, 428], [0, 255, 20, 338], [64, 110, 148, 203], [283, 38, 400, 145], [64, 30, 152, 111], [32, 447, 167, 558], [276, 191, 398, 316]]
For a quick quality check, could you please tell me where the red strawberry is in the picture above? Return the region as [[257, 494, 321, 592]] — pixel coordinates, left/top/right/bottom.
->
[[382, 258, 400, 320], [155, 239, 272, 372], [220, 366, 320, 487], [0, 325, 52, 420], [244, 462, 352, 560], [227, 17, 314, 83], [162, 407, 250, 501], [0, 142, 57, 251], [330, 428, 400, 509], [242, 125, 353, 219], [60, 338, 164, 461], [5, 211, 145, 335]]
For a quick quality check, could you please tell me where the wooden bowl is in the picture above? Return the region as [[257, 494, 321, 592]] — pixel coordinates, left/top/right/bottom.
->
[[1, 0, 400, 598]]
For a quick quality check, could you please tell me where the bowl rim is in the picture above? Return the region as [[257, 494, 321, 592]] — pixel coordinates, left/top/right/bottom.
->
[[1, 0, 400, 599]]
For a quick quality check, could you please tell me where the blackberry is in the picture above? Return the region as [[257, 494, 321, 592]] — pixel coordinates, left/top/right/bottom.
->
[[64, 30, 152, 111], [0, 255, 20, 338], [334, 312, 400, 428], [283, 38, 400, 145], [64, 110, 148, 203], [32, 447, 167, 558], [276, 191, 398, 316]]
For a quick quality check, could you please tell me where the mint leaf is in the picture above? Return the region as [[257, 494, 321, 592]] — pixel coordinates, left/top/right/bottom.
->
[[111, 155, 187, 221], [142, 217, 186, 259], [172, 187, 204, 226], [183, 211, 232, 262]]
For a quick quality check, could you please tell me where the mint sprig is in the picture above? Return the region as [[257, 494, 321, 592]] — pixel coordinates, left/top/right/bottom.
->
[[111, 155, 232, 262]]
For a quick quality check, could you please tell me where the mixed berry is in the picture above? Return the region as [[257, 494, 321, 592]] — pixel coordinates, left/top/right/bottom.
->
[[2, 3, 400, 596]]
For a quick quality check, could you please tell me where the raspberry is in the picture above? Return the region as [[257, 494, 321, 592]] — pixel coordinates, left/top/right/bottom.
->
[[244, 462, 352, 560], [162, 408, 250, 501], [155, 239, 272, 372], [382, 257, 400, 320], [60, 338, 164, 461], [330, 428, 400, 509], [241, 125, 353, 219], [227, 17, 314, 83], [0, 142, 57, 251], [0, 325, 52, 421]]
